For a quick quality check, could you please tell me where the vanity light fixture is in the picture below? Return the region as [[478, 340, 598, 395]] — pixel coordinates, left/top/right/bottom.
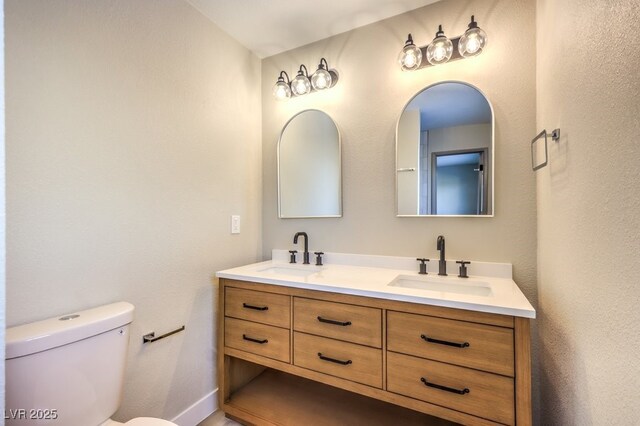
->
[[273, 58, 339, 100], [398, 15, 487, 71], [426, 25, 453, 65]]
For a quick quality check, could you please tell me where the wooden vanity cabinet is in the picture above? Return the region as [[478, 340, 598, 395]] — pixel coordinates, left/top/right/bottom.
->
[[218, 278, 532, 426]]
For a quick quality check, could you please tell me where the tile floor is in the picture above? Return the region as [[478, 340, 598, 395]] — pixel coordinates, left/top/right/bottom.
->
[[197, 410, 241, 426]]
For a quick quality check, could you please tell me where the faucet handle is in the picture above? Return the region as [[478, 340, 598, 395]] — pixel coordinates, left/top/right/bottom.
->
[[289, 250, 298, 264], [456, 260, 470, 278], [314, 252, 324, 266], [417, 258, 430, 275]]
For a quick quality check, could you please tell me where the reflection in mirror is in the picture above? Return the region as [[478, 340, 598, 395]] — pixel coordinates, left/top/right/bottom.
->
[[278, 110, 341, 218], [396, 81, 493, 216]]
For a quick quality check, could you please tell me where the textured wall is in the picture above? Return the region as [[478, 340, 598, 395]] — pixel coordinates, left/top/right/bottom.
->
[[0, 0, 6, 414], [536, 0, 640, 424], [261, 1, 538, 414], [5, 0, 262, 421]]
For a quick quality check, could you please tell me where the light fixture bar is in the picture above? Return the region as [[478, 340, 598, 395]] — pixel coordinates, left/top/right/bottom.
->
[[273, 59, 339, 100], [398, 16, 487, 71]]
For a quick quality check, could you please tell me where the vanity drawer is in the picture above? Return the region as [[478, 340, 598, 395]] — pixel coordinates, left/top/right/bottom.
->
[[293, 332, 382, 388], [224, 317, 290, 363], [293, 297, 382, 348], [225, 287, 290, 328], [387, 352, 515, 425], [387, 311, 514, 377]]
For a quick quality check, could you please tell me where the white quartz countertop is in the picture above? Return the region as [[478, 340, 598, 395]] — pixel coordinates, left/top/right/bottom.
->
[[216, 250, 535, 319]]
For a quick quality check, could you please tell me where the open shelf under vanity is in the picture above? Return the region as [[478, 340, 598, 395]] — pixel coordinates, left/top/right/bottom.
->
[[225, 365, 455, 426]]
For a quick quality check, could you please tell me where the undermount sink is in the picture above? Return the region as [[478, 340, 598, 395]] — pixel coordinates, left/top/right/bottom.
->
[[257, 265, 319, 278], [388, 275, 493, 297]]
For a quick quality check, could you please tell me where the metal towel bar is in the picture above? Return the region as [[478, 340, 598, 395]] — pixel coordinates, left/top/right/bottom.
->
[[142, 325, 185, 344], [531, 128, 560, 171]]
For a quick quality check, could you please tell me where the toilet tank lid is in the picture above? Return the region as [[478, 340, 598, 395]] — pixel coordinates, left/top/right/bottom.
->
[[6, 302, 135, 360]]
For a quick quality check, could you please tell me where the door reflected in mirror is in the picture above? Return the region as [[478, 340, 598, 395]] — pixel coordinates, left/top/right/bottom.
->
[[278, 110, 341, 218], [396, 81, 494, 216]]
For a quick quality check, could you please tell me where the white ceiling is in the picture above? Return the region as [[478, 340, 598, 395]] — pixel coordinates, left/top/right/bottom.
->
[[184, 0, 440, 58]]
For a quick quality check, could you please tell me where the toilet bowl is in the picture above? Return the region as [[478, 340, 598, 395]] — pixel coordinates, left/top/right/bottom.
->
[[6, 302, 178, 426]]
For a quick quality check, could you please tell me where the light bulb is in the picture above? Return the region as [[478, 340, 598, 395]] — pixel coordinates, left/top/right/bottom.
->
[[433, 43, 448, 61], [466, 35, 481, 53], [272, 71, 291, 100], [426, 25, 453, 65], [404, 51, 418, 67], [290, 65, 311, 96], [458, 16, 487, 58], [398, 34, 422, 71], [311, 65, 332, 90], [291, 74, 311, 96], [273, 81, 291, 100]]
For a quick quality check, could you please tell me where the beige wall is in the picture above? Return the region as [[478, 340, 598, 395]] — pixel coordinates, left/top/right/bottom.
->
[[6, 0, 262, 421], [536, 0, 640, 424], [0, 0, 5, 413]]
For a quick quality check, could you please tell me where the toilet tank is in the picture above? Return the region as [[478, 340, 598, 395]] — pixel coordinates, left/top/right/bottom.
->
[[5, 302, 135, 426]]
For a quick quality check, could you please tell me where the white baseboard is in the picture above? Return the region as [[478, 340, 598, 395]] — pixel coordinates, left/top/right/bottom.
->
[[171, 388, 218, 426]]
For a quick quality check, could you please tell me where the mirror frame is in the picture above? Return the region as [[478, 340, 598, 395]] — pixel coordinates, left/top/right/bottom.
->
[[395, 80, 495, 217], [277, 109, 343, 218]]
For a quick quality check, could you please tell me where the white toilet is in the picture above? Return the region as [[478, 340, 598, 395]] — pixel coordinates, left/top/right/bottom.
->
[[6, 302, 178, 426]]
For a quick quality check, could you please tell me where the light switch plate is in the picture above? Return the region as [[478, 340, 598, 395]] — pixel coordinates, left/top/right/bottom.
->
[[231, 215, 240, 234]]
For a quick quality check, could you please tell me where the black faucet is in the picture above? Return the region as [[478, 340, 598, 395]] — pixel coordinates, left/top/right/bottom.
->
[[436, 235, 447, 276], [293, 232, 310, 264]]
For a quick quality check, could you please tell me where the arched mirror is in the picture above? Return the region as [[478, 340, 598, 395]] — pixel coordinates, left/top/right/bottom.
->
[[278, 110, 341, 218], [396, 81, 494, 216]]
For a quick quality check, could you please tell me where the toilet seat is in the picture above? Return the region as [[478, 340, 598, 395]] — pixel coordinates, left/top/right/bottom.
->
[[124, 417, 178, 426]]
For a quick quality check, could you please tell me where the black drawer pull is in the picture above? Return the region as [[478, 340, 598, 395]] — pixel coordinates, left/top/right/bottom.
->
[[420, 377, 470, 395], [317, 352, 352, 365], [317, 316, 352, 326], [243, 303, 269, 311], [421, 334, 470, 348], [242, 334, 268, 344]]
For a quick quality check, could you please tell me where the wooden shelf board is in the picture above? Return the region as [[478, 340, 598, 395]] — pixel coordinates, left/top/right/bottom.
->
[[225, 368, 458, 426]]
